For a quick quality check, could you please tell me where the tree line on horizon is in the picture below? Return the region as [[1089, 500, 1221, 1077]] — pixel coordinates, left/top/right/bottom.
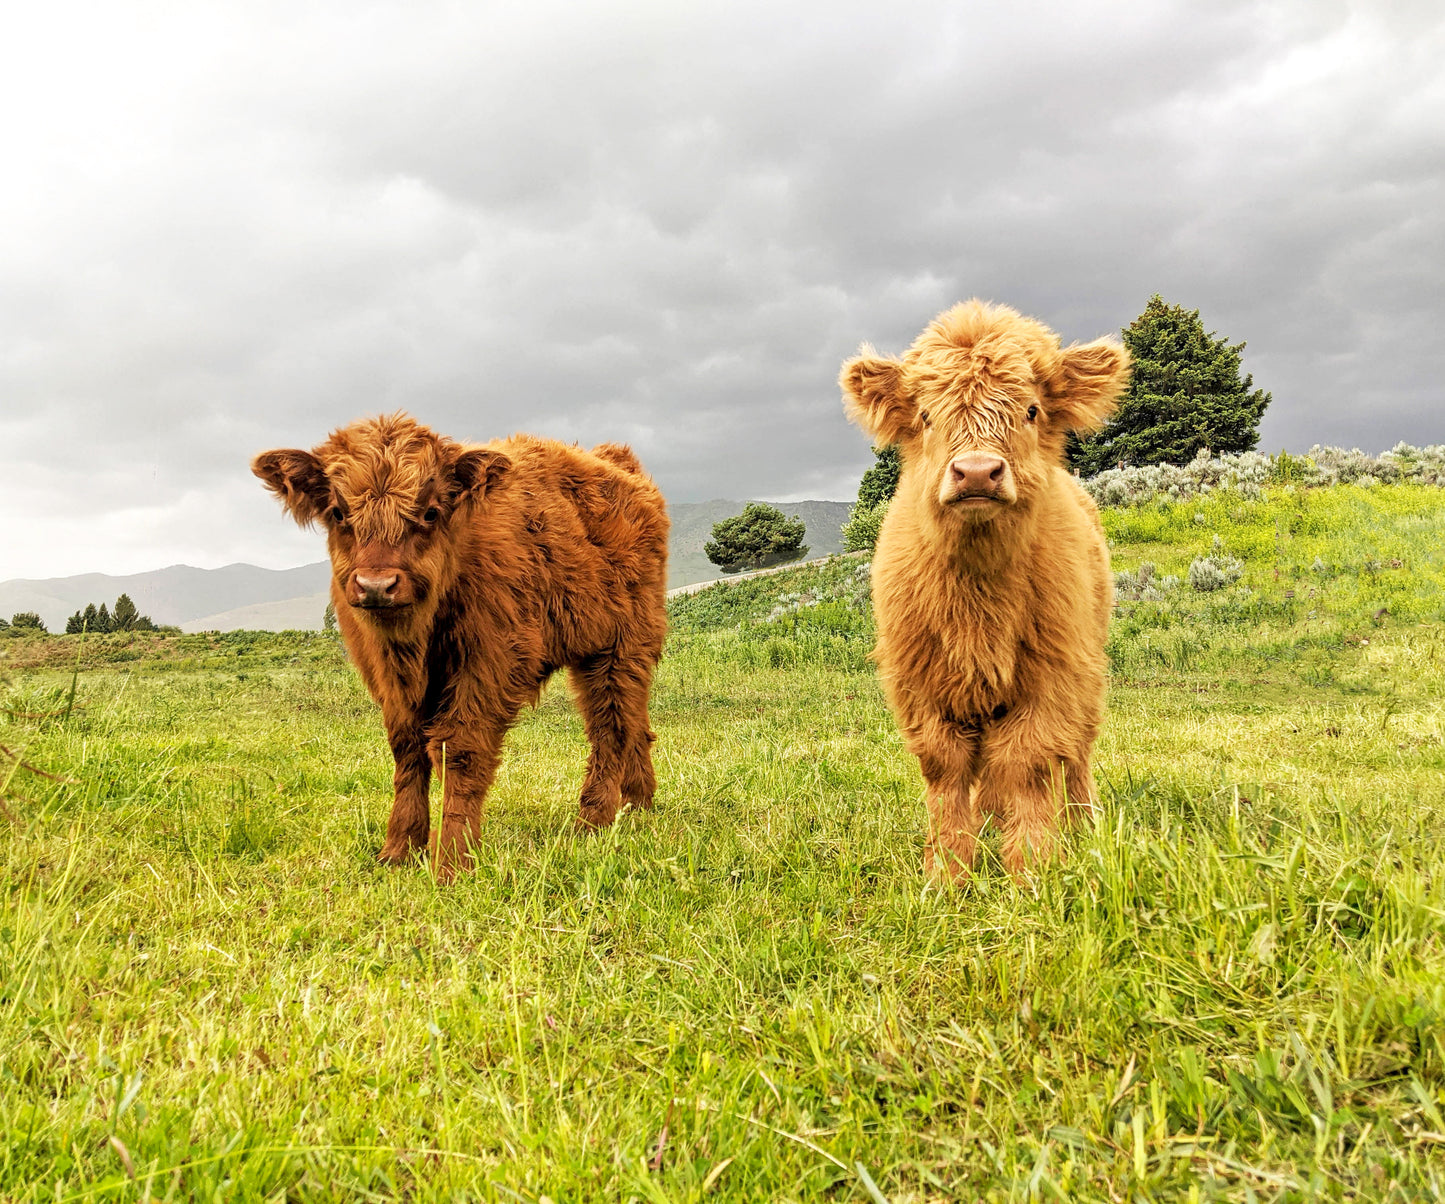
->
[[1, 593, 167, 636], [63, 593, 158, 634]]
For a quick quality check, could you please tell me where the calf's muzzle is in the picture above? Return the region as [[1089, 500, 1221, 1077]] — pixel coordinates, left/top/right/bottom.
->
[[944, 453, 1014, 505], [347, 567, 413, 609]]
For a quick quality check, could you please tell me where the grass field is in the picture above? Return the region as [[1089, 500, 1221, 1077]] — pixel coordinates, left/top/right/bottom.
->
[[3, 483, 1444, 1202]]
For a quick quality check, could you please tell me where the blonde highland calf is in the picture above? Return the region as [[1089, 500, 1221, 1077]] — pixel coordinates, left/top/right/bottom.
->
[[841, 301, 1131, 880]]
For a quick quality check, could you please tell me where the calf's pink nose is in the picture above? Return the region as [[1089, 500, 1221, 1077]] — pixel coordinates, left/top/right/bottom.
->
[[949, 454, 1006, 494], [355, 572, 400, 604]]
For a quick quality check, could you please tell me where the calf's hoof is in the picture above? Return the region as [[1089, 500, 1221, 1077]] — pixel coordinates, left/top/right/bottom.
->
[[923, 851, 974, 886], [430, 840, 475, 884], [575, 804, 620, 832], [1002, 833, 1062, 880], [377, 841, 424, 867]]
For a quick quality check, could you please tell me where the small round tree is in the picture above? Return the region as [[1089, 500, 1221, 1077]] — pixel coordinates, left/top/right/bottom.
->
[[705, 503, 808, 573], [10, 612, 46, 633], [1069, 295, 1271, 475]]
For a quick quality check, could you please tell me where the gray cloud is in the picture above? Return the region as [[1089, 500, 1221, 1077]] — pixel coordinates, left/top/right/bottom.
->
[[1, 0, 1441, 579]]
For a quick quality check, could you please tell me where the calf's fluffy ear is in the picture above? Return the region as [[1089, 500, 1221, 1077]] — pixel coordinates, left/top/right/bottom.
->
[[839, 350, 916, 445], [251, 449, 330, 526], [452, 448, 512, 497], [1047, 339, 1132, 432]]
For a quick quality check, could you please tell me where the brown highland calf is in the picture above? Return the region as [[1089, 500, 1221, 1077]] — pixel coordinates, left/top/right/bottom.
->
[[253, 413, 669, 881], [841, 301, 1130, 880]]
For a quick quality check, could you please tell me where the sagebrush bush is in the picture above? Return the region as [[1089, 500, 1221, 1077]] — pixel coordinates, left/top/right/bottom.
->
[[1082, 443, 1445, 508], [1188, 553, 1245, 592], [1114, 561, 1181, 603]]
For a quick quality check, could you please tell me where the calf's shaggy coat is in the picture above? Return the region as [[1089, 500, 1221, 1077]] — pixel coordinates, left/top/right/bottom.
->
[[841, 301, 1130, 879], [253, 414, 668, 880]]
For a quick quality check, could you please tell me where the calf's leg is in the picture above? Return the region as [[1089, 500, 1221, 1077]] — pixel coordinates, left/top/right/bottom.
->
[[428, 706, 516, 883], [569, 653, 658, 828], [1061, 751, 1100, 830], [378, 720, 431, 865], [903, 711, 982, 882], [986, 758, 1067, 875], [977, 708, 1092, 875]]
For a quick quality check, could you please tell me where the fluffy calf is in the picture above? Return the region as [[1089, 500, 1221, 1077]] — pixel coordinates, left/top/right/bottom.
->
[[841, 301, 1130, 879], [253, 414, 668, 880]]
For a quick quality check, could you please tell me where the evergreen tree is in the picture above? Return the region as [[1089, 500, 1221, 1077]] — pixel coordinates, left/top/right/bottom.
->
[[323, 601, 337, 632], [0, 615, 9, 630], [82, 603, 100, 633], [705, 503, 808, 572], [843, 444, 901, 552], [1069, 295, 1271, 475], [113, 593, 139, 631], [95, 603, 113, 634], [856, 444, 901, 510], [10, 612, 46, 632], [65, 611, 85, 634]]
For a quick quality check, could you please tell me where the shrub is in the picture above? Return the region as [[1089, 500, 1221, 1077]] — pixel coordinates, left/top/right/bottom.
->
[[840, 445, 901, 552], [856, 445, 901, 510], [1114, 561, 1182, 603], [842, 499, 888, 553], [1188, 554, 1244, 593], [704, 503, 808, 572], [1081, 443, 1445, 509]]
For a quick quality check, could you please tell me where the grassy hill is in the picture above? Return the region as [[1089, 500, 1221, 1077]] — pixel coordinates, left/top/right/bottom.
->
[[1, 482, 1442, 1200]]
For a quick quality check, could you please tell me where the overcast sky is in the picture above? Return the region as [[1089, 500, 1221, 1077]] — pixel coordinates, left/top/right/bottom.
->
[[1, 0, 1441, 580]]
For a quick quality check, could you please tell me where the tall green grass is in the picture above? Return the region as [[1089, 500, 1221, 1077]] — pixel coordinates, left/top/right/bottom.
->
[[1, 483, 1442, 1201]]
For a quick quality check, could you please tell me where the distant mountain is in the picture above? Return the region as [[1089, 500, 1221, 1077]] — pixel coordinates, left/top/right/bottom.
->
[[0, 562, 332, 632], [1, 499, 852, 632]]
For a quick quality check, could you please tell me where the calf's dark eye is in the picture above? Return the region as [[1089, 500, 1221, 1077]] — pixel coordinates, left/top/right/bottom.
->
[[423, 507, 440, 523], [919, 409, 931, 427], [1026, 405, 1039, 422], [329, 506, 345, 524]]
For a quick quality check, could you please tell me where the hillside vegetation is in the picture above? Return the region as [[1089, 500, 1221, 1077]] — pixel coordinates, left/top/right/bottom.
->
[[1, 481, 1443, 1201]]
